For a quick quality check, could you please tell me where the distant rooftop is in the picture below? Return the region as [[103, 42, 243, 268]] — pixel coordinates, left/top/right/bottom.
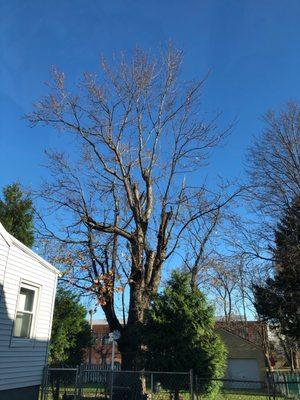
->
[[92, 319, 108, 325]]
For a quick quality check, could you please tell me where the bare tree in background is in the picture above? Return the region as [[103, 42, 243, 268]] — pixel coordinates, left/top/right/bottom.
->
[[207, 259, 240, 322], [214, 103, 300, 323], [182, 199, 257, 321], [221, 103, 300, 266], [233, 103, 300, 370], [247, 102, 300, 216], [183, 204, 221, 290], [27, 46, 239, 369], [240, 102, 300, 259]]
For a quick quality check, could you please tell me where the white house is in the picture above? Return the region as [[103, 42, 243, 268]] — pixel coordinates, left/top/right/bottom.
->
[[0, 222, 60, 400]]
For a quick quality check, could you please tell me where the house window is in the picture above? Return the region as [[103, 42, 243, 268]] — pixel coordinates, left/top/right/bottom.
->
[[13, 284, 38, 339]]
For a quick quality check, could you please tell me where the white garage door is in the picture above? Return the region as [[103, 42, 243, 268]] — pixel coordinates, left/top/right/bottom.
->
[[227, 359, 261, 389]]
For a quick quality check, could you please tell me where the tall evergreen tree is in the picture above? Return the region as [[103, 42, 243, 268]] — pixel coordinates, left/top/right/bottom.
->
[[254, 195, 300, 341], [0, 183, 34, 247], [142, 271, 227, 397]]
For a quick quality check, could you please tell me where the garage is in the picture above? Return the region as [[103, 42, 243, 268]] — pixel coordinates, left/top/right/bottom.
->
[[227, 359, 261, 388], [216, 326, 266, 389]]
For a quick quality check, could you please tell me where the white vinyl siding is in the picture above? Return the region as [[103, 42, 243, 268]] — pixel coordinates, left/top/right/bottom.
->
[[0, 230, 58, 391]]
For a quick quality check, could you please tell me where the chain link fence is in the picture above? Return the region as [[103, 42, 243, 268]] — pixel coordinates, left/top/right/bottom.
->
[[41, 366, 300, 400], [41, 367, 79, 400], [195, 376, 273, 400], [41, 367, 191, 400]]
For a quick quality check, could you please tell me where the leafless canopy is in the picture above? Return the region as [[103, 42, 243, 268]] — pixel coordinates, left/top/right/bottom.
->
[[27, 46, 238, 367]]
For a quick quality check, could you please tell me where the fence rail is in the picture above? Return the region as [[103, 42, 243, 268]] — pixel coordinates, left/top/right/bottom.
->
[[41, 366, 300, 400], [81, 363, 121, 383]]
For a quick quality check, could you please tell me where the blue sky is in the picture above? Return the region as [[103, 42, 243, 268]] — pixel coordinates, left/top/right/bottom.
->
[[1, 0, 300, 316], [1, 0, 300, 190]]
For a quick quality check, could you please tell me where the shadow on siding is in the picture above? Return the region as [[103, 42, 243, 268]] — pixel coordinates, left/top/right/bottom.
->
[[0, 282, 49, 399]]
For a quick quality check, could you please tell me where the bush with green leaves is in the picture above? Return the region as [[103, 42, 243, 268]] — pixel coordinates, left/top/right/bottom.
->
[[49, 288, 92, 366]]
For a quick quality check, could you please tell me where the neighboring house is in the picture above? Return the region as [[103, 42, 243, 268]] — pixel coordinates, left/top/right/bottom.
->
[[216, 321, 267, 388], [0, 222, 60, 400], [216, 320, 268, 348], [87, 319, 121, 367]]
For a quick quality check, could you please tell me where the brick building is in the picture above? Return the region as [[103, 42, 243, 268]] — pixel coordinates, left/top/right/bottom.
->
[[86, 319, 122, 367]]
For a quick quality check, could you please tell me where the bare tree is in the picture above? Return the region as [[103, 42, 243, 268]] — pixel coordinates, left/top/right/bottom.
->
[[183, 201, 221, 289], [220, 103, 300, 267], [27, 46, 239, 369], [244, 102, 300, 258], [222, 103, 300, 370], [206, 259, 240, 322], [182, 199, 258, 322], [247, 102, 300, 216]]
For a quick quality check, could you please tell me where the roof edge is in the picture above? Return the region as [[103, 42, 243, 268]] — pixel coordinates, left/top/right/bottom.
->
[[0, 222, 13, 246], [216, 326, 264, 350], [0, 222, 60, 276]]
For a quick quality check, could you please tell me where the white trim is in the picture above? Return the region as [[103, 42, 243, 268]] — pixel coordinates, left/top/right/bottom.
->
[[10, 279, 42, 347], [0, 244, 10, 303], [44, 274, 58, 365], [0, 222, 60, 276], [0, 223, 12, 246]]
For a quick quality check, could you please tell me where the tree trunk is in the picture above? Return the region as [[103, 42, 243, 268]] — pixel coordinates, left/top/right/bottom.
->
[[118, 313, 146, 370], [290, 348, 295, 372], [119, 344, 137, 371], [293, 350, 299, 370], [103, 233, 160, 370]]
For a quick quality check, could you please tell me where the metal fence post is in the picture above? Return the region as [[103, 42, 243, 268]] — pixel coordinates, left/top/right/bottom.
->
[[270, 372, 276, 400], [150, 372, 154, 400], [41, 364, 48, 400], [190, 369, 194, 400], [109, 368, 114, 400], [75, 364, 83, 400], [74, 365, 78, 400]]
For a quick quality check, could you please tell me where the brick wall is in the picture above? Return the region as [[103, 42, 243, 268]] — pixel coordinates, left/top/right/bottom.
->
[[86, 323, 122, 365]]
